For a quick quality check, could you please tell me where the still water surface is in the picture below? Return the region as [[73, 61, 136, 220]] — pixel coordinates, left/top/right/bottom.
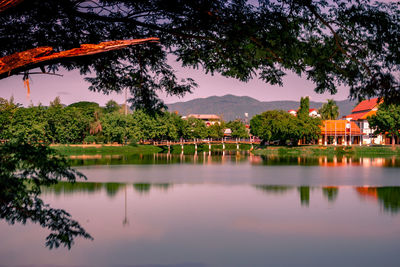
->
[[1, 152, 400, 267]]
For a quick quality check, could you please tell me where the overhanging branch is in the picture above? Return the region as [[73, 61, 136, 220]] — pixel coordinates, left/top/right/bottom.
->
[[305, 3, 374, 78], [0, 38, 159, 79], [0, 0, 24, 12]]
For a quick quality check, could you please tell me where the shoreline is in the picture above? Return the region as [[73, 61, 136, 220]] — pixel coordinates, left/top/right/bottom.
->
[[51, 143, 400, 157], [252, 145, 400, 157]]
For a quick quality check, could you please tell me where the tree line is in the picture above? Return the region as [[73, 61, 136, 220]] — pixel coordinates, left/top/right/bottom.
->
[[0, 97, 249, 144], [250, 97, 322, 145]]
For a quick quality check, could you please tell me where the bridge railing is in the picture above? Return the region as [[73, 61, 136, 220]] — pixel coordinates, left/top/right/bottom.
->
[[143, 138, 260, 146]]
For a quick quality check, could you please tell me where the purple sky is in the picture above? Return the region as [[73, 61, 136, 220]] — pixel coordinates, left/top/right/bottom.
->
[[3, 0, 397, 107], [0, 57, 350, 107]]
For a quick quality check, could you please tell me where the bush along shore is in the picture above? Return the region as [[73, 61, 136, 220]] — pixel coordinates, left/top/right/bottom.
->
[[252, 145, 400, 157], [51, 143, 162, 156]]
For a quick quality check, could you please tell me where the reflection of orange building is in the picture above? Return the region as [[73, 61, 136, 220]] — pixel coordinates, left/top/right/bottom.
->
[[318, 156, 359, 167], [248, 154, 262, 165], [320, 120, 362, 145], [318, 156, 389, 167], [356, 187, 378, 201]]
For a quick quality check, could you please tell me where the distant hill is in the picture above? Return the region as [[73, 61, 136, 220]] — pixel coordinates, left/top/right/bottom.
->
[[167, 94, 356, 121]]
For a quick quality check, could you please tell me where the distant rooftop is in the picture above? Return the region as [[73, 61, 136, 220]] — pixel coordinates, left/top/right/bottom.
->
[[345, 110, 377, 121], [345, 98, 381, 120], [187, 114, 221, 120], [351, 98, 380, 113]]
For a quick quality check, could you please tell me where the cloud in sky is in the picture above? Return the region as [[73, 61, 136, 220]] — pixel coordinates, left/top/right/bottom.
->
[[57, 91, 70, 95]]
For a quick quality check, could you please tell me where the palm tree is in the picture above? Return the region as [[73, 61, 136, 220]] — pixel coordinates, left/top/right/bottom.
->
[[319, 99, 339, 120], [89, 111, 102, 135]]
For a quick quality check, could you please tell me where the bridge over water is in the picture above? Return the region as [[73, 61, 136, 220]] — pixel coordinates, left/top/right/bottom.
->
[[143, 138, 260, 150]]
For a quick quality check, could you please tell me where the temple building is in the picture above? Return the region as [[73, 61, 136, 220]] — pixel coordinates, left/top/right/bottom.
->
[[319, 120, 362, 145], [183, 114, 221, 126]]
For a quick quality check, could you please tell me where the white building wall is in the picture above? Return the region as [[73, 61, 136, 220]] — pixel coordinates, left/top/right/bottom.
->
[[359, 119, 383, 145]]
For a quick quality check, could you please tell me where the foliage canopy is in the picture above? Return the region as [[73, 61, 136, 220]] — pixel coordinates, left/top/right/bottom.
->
[[368, 103, 400, 146], [1, 0, 399, 110], [0, 140, 92, 249], [0, 98, 233, 144], [250, 97, 321, 144], [319, 99, 340, 120]]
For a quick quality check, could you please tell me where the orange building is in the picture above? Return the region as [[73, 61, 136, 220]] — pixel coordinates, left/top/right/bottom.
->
[[319, 120, 362, 145]]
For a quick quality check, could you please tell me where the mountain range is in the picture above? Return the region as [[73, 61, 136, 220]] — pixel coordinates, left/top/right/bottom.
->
[[166, 94, 356, 121]]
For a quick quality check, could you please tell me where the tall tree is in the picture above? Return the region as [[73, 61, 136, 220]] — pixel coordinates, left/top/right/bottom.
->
[[186, 117, 208, 139], [207, 122, 225, 139], [104, 100, 120, 114], [250, 110, 302, 145], [297, 96, 310, 121], [226, 120, 249, 139], [100, 112, 128, 143], [319, 99, 340, 120], [49, 96, 63, 109], [296, 97, 322, 144], [368, 103, 400, 147], [1, 0, 399, 107]]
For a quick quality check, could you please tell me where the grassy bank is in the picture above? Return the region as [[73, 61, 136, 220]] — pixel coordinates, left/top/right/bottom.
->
[[52, 143, 400, 157], [253, 145, 400, 157], [52, 143, 252, 156], [52, 144, 162, 156]]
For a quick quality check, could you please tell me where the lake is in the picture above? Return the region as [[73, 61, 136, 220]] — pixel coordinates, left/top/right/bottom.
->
[[1, 152, 400, 267]]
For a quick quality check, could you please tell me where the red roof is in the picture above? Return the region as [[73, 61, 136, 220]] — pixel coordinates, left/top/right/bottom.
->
[[345, 110, 377, 121], [351, 98, 380, 113]]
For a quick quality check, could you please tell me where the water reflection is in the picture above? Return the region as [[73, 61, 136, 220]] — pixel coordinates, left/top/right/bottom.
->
[[42, 181, 173, 196], [322, 187, 339, 202], [298, 186, 311, 206], [68, 152, 400, 168], [356, 187, 400, 214], [43, 182, 400, 215], [257, 155, 400, 167], [254, 185, 400, 213], [3, 181, 400, 267]]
